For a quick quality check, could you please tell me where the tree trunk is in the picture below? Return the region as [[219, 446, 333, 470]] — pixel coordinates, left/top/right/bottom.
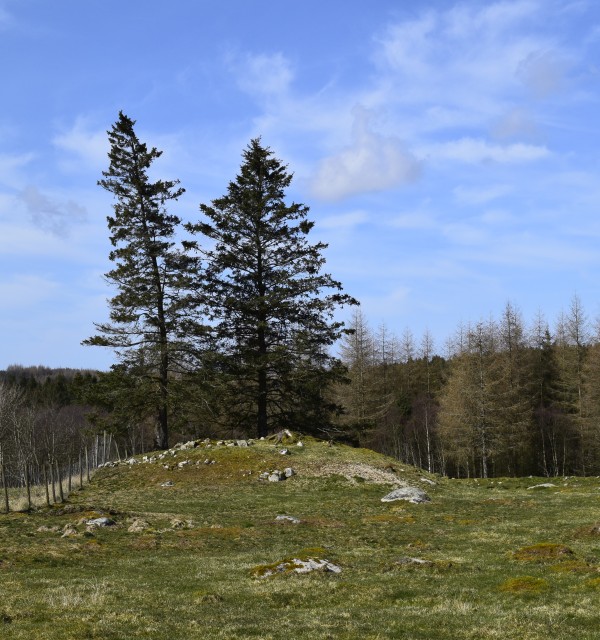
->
[[43, 463, 50, 507], [24, 463, 31, 511], [55, 461, 64, 503], [49, 462, 57, 504], [1, 463, 8, 514]]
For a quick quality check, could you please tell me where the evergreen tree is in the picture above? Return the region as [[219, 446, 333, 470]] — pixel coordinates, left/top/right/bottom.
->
[[189, 139, 357, 438], [83, 112, 203, 450]]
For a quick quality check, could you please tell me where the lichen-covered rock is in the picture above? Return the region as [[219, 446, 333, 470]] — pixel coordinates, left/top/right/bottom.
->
[[284, 467, 295, 478], [275, 515, 301, 524], [127, 519, 150, 533], [381, 486, 430, 504], [86, 517, 116, 528], [253, 557, 341, 578]]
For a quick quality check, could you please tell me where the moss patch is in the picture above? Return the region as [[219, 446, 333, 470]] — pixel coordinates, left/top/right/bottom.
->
[[499, 576, 550, 593]]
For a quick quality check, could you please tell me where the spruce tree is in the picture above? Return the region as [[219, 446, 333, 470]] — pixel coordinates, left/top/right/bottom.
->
[[84, 112, 202, 450], [189, 139, 357, 438]]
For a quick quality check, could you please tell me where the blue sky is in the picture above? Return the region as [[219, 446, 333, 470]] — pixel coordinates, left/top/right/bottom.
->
[[1, 0, 600, 369]]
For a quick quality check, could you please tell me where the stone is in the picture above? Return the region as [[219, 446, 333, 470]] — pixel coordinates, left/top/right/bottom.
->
[[527, 483, 557, 489], [236, 440, 249, 447], [275, 515, 301, 524], [279, 448, 290, 455], [284, 467, 295, 478], [37, 525, 60, 533], [297, 441, 304, 448], [127, 519, 149, 533], [61, 525, 79, 538], [126, 457, 138, 465], [268, 471, 285, 482], [395, 556, 434, 567], [381, 486, 430, 504], [86, 517, 116, 528], [258, 557, 341, 578], [161, 480, 174, 487], [420, 477, 436, 486]]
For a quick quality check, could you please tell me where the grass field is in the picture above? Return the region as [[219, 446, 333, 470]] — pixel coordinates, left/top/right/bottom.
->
[[1, 437, 600, 639]]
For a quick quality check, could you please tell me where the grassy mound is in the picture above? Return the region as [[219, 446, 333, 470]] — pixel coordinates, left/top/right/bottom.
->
[[1, 437, 600, 638]]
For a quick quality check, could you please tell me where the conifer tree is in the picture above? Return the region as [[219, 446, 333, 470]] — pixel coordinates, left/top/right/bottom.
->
[[189, 139, 357, 438], [84, 112, 202, 450]]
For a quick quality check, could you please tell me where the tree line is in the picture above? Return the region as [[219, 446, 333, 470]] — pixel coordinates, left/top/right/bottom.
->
[[336, 297, 600, 478]]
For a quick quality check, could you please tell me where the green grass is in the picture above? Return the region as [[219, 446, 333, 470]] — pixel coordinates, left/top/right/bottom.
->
[[2, 438, 600, 639]]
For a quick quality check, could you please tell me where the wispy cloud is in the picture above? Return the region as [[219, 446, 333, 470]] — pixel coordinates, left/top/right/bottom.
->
[[53, 117, 108, 171], [0, 152, 35, 188], [453, 184, 512, 205], [230, 51, 293, 99], [421, 138, 549, 164], [517, 50, 570, 98], [318, 210, 369, 230]]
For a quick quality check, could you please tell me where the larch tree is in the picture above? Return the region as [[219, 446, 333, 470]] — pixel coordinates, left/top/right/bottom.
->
[[189, 138, 357, 438], [84, 112, 203, 450]]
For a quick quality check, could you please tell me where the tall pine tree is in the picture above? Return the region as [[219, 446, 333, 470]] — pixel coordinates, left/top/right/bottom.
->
[[84, 112, 203, 450], [189, 139, 357, 438]]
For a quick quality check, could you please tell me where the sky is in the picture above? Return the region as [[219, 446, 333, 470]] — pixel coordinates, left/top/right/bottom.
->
[[1, 0, 600, 370]]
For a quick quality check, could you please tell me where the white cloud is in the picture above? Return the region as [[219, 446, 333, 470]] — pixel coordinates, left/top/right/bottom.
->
[[422, 137, 549, 164], [491, 107, 538, 140], [53, 118, 108, 170], [517, 50, 569, 98], [453, 184, 512, 205], [311, 108, 420, 201], [318, 210, 369, 230], [0, 152, 35, 188], [232, 52, 293, 98], [19, 185, 87, 236], [389, 212, 436, 230]]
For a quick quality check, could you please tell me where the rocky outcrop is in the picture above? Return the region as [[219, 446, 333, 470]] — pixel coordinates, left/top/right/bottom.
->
[[381, 486, 430, 504]]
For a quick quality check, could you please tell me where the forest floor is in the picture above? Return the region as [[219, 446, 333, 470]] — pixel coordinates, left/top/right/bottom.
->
[[1, 437, 600, 639]]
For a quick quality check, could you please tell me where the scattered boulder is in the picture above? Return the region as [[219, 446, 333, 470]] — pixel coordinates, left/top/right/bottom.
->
[[284, 467, 295, 478], [279, 448, 290, 456], [395, 556, 434, 567], [37, 525, 60, 533], [61, 524, 79, 538], [161, 480, 174, 487], [127, 519, 150, 533], [237, 440, 249, 447], [527, 483, 556, 490], [275, 515, 301, 524], [269, 471, 285, 482], [86, 517, 116, 529], [420, 477, 436, 486], [254, 557, 341, 578], [381, 486, 431, 504], [170, 518, 192, 530]]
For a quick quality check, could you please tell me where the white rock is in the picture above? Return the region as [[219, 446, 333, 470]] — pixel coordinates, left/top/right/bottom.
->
[[86, 517, 116, 528], [284, 467, 295, 478], [275, 515, 300, 524], [527, 483, 557, 490], [381, 486, 430, 504]]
